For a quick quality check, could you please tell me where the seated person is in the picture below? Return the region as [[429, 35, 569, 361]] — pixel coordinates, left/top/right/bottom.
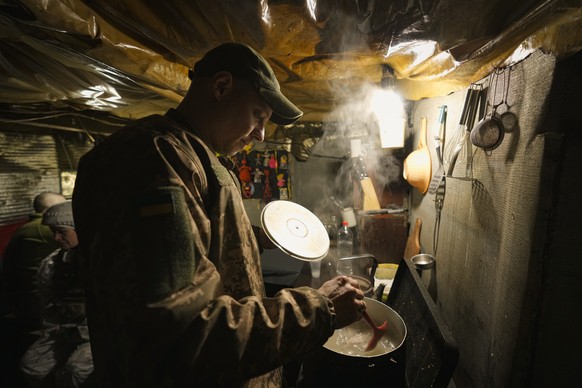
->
[[2, 191, 66, 328], [19, 201, 93, 387]]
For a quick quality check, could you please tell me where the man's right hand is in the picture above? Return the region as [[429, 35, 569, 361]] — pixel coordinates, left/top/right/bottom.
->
[[318, 276, 366, 329]]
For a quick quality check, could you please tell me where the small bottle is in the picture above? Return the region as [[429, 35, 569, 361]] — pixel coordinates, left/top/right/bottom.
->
[[328, 215, 338, 240], [322, 215, 339, 273], [336, 220, 354, 276]]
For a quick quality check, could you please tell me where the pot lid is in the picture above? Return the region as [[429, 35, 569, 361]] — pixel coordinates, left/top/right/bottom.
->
[[260, 200, 330, 261]]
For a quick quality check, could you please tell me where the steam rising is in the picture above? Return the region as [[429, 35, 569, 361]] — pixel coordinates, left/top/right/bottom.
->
[[309, 82, 404, 218]]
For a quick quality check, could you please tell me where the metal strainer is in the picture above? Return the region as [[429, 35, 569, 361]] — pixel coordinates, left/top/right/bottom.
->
[[471, 67, 510, 153], [470, 113, 505, 152]]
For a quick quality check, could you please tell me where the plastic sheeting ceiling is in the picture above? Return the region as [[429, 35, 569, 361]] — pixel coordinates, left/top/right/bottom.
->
[[0, 0, 581, 130]]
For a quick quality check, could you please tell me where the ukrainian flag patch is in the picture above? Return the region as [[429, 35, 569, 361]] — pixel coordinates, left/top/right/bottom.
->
[[138, 190, 175, 217]]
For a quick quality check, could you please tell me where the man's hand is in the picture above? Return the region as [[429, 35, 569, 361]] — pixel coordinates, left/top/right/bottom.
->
[[318, 276, 366, 329]]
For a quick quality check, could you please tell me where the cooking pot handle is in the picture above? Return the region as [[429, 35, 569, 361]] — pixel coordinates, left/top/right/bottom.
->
[[337, 254, 378, 270], [374, 283, 386, 301], [337, 253, 378, 280]]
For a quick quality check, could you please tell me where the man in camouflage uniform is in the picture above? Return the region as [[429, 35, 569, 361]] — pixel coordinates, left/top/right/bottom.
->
[[72, 42, 365, 387]]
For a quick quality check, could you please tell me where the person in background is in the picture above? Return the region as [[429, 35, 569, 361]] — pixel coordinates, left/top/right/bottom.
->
[[2, 191, 66, 329], [20, 201, 93, 387], [72, 42, 365, 387]]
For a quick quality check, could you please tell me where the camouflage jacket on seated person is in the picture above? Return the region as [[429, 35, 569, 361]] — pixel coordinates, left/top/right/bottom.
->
[[37, 247, 87, 334]]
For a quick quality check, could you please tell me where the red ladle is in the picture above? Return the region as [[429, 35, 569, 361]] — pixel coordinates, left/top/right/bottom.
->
[[362, 310, 388, 351]]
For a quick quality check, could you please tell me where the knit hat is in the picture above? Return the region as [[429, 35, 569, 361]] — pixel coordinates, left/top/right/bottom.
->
[[190, 42, 303, 125], [42, 200, 75, 229]]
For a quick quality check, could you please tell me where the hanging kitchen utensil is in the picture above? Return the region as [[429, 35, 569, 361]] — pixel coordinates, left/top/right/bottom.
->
[[471, 67, 510, 154], [403, 117, 431, 194], [445, 87, 476, 176], [428, 105, 447, 194], [446, 85, 481, 177], [404, 218, 422, 260], [462, 86, 483, 178], [260, 200, 330, 261], [433, 177, 445, 255]]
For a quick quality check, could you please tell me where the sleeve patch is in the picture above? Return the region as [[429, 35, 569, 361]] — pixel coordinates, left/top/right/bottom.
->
[[138, 192, 175, 217]]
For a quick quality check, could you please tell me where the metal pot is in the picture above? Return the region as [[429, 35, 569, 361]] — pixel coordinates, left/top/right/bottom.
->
[[301, 298, 407, 386]]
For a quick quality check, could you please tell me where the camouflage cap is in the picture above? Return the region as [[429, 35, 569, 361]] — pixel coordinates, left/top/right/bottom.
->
[[191, 42, 303, 125]]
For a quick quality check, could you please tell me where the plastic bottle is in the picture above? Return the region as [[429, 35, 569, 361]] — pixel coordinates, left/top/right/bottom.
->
[[326, 215, 338, 240], [336, 220, 354, 275]]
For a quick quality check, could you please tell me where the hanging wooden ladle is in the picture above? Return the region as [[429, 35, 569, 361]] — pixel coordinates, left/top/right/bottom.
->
[[362, 310, 388, 351], [470, 67, 510, 154], [403, 117, 431, 193]]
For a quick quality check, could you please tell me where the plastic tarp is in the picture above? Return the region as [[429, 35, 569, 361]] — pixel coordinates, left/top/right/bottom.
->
[[0, 0, 581, 125]]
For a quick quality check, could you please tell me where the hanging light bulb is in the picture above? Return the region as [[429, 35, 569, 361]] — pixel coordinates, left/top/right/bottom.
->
[[372, 65, 406, 149]]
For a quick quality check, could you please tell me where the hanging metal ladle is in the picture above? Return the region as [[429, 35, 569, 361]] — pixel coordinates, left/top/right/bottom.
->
[[470, 67, 510, 154]]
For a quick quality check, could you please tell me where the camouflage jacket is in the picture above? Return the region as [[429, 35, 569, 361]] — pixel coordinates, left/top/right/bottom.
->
[[37, 247, 87, 329], [72, 110, 335, 387]]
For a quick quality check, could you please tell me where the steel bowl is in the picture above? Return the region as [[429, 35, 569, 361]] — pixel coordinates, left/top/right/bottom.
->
[[411, 253, 435, 270]]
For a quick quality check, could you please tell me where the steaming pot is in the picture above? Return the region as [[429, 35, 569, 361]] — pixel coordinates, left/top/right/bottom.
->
[[301, 298, 407, 386]]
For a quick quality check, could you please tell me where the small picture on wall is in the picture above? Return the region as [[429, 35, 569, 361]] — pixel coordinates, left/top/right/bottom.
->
[[60, 170, 77, 197]]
